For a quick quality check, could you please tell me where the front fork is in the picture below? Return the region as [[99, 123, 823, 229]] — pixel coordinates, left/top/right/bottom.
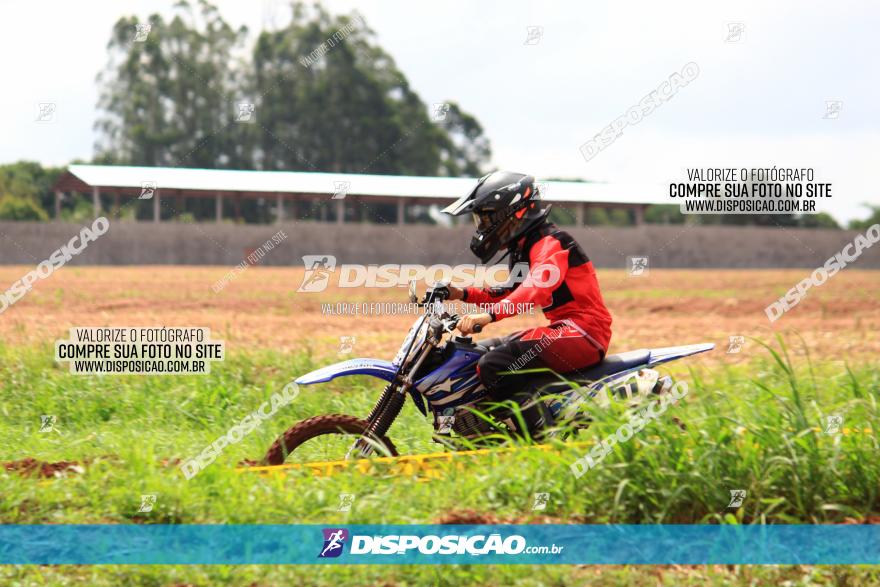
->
[[365, 382, 396, 424], [348, 340, 436, 458]]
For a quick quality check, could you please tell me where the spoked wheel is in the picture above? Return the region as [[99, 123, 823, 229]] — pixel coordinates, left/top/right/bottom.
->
[[262, 414, 398, 465]]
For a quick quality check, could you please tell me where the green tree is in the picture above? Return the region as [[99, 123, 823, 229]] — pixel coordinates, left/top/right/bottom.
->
[[645, 204, 685, 224], [0, 161, 64, 218], [0, 195, 49, 221], [250, 3, 489, 176], [435, 102, 491, 177], [95, 1, 490, 180], [798, 212, 840, 229], [95, 0, 249, 168], [849, 205, 880, 230]]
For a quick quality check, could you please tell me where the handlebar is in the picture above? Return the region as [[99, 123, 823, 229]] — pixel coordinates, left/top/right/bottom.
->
[[420, 284, 451, 305], [445, 314, 482, 334], [421, 285, 482, 334]]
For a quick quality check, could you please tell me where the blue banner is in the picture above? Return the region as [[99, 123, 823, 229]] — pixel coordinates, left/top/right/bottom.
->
[[1, 524, 877, 565]]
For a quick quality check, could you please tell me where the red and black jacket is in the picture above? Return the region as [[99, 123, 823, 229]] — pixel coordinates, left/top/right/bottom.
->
[[463, 222, 612, 351]]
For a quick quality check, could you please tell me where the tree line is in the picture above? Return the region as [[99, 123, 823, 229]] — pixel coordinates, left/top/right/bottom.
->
[[0, 1, 870, 228]]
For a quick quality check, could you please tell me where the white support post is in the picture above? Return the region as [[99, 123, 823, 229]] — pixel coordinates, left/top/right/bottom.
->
[[276, 193, 284, 224], [215, 192, 222, 222], [54, 190, 62, 220], [396, 198, 405, 225], [92, 186, 101, 217], [577, 203, 586, 226], [633, 204, 646, 226], [153, 189, 160, 223]]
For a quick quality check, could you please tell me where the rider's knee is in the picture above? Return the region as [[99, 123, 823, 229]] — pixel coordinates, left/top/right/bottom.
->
[[477, 352, 499, 388]]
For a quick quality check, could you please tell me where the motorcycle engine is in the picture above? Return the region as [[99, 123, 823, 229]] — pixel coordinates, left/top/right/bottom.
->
[[450, 409, 495, 437], [433, 407, 494, 439]]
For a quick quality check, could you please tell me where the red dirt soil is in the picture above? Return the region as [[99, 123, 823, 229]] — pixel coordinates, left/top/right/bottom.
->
[[4, 457, 84, 478], [0, 267, 878, 364]]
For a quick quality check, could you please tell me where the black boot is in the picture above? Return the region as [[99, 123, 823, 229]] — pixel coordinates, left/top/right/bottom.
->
[[510, 392, 556, 441]]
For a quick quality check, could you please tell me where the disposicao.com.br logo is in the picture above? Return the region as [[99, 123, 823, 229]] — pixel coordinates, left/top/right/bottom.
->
[[318, 528, 349, 558], [317, 528, 564, 558], [297, 255, 561, 293]]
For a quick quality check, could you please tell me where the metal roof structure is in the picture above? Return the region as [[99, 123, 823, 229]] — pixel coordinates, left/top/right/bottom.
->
[[53, 165, 669, 225], [55, 165, 666, 205]]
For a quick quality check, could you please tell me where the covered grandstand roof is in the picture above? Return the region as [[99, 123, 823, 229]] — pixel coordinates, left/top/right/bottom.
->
[[54, 164, 667, 206]]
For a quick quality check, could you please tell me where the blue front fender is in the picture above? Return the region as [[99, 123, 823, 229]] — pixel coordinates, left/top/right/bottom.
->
[[294, 358, 398, 386]]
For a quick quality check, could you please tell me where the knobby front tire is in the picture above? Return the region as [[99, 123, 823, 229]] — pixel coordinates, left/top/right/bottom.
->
[[262, 414, 399, 465]]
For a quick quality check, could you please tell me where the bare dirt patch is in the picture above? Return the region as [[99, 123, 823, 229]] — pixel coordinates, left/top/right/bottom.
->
[[4, 457, 84, 478], [0, 267, 877, 364]]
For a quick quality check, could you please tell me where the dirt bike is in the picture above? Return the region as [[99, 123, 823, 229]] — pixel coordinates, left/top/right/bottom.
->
[[263, 284, 714, 465]]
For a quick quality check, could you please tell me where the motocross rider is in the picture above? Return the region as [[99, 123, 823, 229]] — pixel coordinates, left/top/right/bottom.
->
[[441, 171, 613, 424]]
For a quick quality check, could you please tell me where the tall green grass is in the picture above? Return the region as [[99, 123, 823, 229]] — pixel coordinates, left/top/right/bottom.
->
[[1, 337, 878, 584], [1, 336, 876, 526]]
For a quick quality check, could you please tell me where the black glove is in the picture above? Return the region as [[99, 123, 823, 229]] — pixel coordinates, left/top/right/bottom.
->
[[422, 282, 451, 304]]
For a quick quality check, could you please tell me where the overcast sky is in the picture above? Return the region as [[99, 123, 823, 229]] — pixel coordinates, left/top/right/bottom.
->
[[1, 0, 877, 223]]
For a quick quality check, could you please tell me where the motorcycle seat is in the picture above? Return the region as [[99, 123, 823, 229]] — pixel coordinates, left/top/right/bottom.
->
[[561, 349, 651, 383]]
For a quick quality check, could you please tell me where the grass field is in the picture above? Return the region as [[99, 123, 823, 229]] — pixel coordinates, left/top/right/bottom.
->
[[1, 267, 878, 585]]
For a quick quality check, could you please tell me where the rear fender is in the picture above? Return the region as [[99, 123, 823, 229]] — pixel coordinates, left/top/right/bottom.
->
[[647, 343, 715, 367], [294, 358, 398, 386]]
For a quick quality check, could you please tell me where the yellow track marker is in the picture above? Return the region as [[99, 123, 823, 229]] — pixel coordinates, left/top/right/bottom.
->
[[810, 427, 874, 435], [238, 441, 590, 480], [237, 426, 874, 480]]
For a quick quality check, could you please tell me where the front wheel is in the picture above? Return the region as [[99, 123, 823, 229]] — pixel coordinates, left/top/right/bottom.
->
[[262, 414, 398, 465]]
